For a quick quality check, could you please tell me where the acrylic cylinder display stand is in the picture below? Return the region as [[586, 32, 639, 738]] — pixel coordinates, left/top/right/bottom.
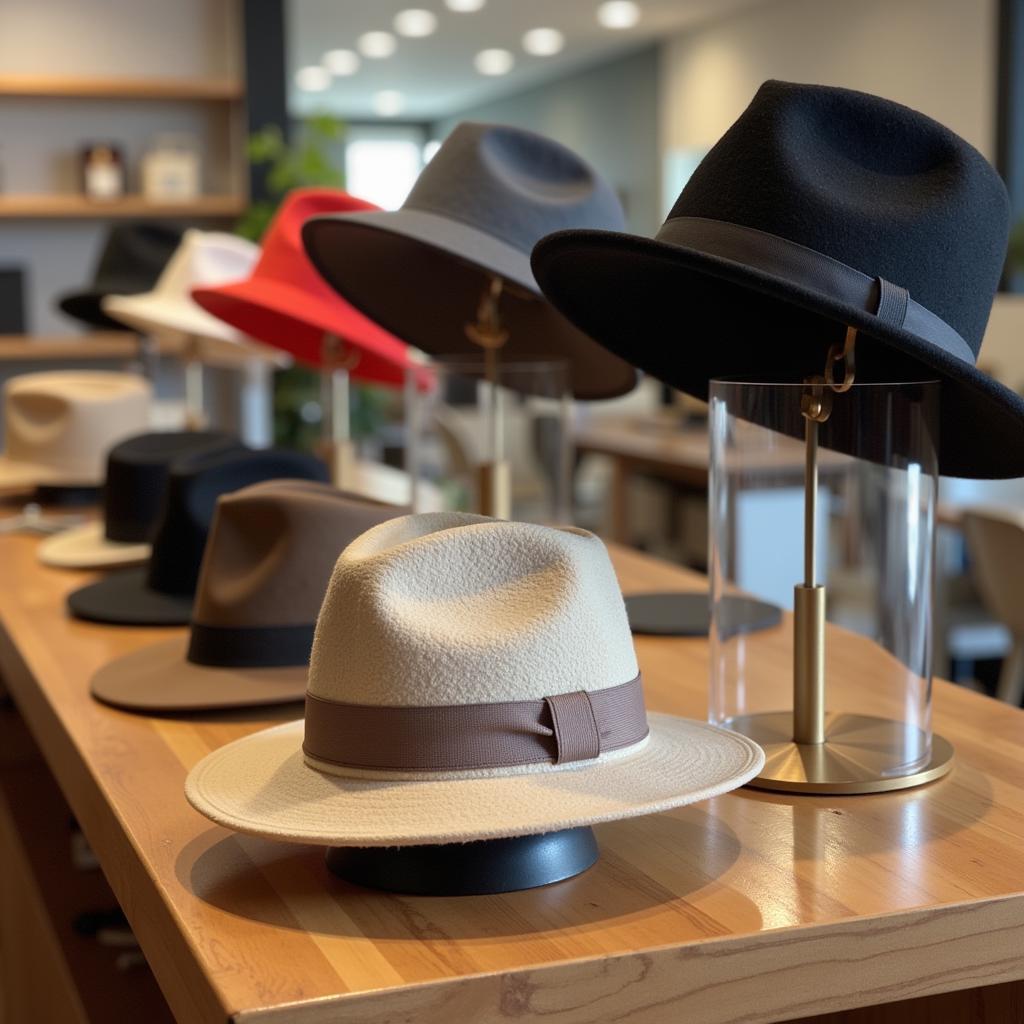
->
[[405, 356, 571, 523], [708, 375, 953, 794], [325, 827, 599, 895]]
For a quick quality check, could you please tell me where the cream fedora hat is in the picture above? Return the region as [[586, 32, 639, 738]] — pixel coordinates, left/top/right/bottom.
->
[[0, 371, 151, 493], [186, 513, 764, 847], [101, 230, 289, 370], [91, 480, 404, 712]]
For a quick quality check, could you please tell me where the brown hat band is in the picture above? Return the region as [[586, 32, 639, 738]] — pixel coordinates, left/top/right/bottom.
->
[[302, 674, 648, 773]]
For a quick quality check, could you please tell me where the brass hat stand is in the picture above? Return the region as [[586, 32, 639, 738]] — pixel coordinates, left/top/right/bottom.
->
[[317, 333, 360, 489], [464, 277, 512, 520], [731, 330, 955, 794]]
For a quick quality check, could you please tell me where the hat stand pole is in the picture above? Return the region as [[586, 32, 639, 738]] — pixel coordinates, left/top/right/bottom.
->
[[465, 277, 511, 519], [324, 826, 599, 895], [733, 329, 954, 794], [319, 333, 359, 489], [183, 334, 206, 431]]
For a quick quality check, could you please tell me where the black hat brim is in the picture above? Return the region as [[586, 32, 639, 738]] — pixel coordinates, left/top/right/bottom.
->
[[67, 568, 193, 627], [532, 230, 1024, 479], [57, 291, 131, 331], [302, 211, 638, 401]]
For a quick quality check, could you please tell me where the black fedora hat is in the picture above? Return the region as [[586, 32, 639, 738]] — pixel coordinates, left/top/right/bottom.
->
[[58, 224, 183, 330], [301, 122, 637, 400], [533, 80, 1023, 479], [39, 430, 239, 570], [67, 446, 329, 626]]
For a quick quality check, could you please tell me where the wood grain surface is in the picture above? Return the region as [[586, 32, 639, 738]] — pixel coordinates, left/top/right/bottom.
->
[[0, 531, 1023, 1023]]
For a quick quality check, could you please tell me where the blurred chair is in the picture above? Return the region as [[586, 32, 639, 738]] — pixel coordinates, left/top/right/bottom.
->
[[963, 508, 1024, 705]]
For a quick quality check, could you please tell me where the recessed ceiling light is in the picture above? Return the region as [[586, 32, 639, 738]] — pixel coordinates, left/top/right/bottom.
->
[[358, 31, 397, 59], [596, 1, 641, 29], [446, 0, 486, 11], [474, 48, 514, 76], [322, 48, 360, 76], [373, 90, 405, 117], [394, 9, 438, 37], [522, 27, 565, 56], [295, 65, 331, 92]]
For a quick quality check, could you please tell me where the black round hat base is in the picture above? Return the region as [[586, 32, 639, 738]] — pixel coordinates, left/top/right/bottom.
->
[[33, 484, 101, 507], [625, 592, 782, 638], [325, 827, 599, 895]]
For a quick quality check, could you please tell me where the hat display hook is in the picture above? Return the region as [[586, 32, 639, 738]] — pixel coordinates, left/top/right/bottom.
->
[[319, 333, 361, 489], [736, 327, 955, 794], [464, 276, 511, 519]]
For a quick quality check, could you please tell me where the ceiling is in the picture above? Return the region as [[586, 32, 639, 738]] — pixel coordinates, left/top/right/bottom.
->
[[286, 0, 763, 121]]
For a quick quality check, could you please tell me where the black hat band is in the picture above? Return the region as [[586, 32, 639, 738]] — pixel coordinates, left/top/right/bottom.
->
[[187, 622, 315, 669], [657, 216, 975, 365]]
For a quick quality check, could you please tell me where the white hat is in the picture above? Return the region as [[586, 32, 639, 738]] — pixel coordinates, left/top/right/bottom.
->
[[101, 230, 289, 369], [186, 513, 763, 847], [0, 371, 151, 492]]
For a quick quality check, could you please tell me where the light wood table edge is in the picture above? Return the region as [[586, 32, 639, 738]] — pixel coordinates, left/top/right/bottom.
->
[[225, 892, 1024, 1024], [0, 615, 229, 1023]]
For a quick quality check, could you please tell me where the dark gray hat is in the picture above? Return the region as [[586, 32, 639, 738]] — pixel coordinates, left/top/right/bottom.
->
[[301, 122, 637, 400]]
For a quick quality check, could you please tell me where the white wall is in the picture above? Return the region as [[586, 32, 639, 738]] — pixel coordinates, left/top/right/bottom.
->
[[661, 0, 996, 161]]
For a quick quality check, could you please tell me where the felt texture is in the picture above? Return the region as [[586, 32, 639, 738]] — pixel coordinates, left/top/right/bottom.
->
[[185, 714, 764, 846], [301, 123, 637, 401], [184, 512, 766, 844], [38, 430, 238, 569], [87, 480, 402, 710], [0, 372, 151, 490], [66, 447, 328, 626], [57, 224, 183, 330], [532, 80, 1023, 479], [191, 189, 419, 387]]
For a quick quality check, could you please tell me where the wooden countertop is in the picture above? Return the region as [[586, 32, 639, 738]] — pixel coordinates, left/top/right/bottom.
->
[[1, 530, 1023, 1022]]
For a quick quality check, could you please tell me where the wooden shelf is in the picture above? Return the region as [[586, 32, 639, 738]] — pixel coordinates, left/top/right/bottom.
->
[[0, 194, 246, 220], [0, 74, 243, 101]]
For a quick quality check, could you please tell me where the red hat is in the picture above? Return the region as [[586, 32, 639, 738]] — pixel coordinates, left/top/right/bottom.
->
[[192, 189, 418, 386]]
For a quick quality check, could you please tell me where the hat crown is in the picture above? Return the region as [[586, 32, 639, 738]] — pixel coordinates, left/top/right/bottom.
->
[[102, 430, 238, 543], [256, 188, 379, 293], [307, 513, 638, 709], [145, 446, 329, 597], [667, 79, 1009, 354], [155, 230, 258, 300], [404, 122, 626, 253], [92, 223, 184, 288], [4, 371, 150, 481], [192, 480, 399, 631]]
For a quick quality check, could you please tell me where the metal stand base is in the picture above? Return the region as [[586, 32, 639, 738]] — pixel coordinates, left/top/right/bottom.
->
[[325, 827, 598, 895], [729, 712, 955, 794]]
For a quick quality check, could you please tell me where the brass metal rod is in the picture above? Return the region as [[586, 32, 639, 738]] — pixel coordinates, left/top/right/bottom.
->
[[183, 335, 204, 430], [793, 584, 827, 744], [804, 414, 818, 586]]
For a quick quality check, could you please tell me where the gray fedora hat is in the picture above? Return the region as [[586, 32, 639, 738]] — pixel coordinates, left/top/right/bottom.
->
[[301, 122, 637, 400]]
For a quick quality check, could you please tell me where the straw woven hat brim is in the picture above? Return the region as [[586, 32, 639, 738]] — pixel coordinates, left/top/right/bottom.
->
[[39, 521, 150, 570], [68, 567, 193, 626], [185, 713, 764, 847], [91, 636, 307, 712]]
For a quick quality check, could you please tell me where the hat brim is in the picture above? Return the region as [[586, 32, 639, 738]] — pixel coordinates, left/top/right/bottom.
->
[[67, 567, 193, 626], [0, 456, 97, 493], [531, 230, 1024, 478], [90, 636, 307, 712], [302, 210, 638, 401], [184, 713, 764, 847], [58, 290, 135, 330], [38, 521, 150, 570], [191, 277, 412, 387]]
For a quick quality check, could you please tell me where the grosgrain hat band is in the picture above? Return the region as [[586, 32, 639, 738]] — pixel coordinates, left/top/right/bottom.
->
[[303, 673, 648, 772], [657, 217, 976, 365], [187, 622, 315, 669]]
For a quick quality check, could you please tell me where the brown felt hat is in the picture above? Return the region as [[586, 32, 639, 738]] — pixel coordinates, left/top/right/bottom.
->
[[90, 479, 404, 713]]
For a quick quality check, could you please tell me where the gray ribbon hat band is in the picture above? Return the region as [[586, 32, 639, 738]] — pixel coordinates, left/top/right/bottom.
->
[[657, 217, 976, 366]]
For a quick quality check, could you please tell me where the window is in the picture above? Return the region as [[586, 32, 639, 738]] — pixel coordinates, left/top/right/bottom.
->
[[344, 126, 426, 210]]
